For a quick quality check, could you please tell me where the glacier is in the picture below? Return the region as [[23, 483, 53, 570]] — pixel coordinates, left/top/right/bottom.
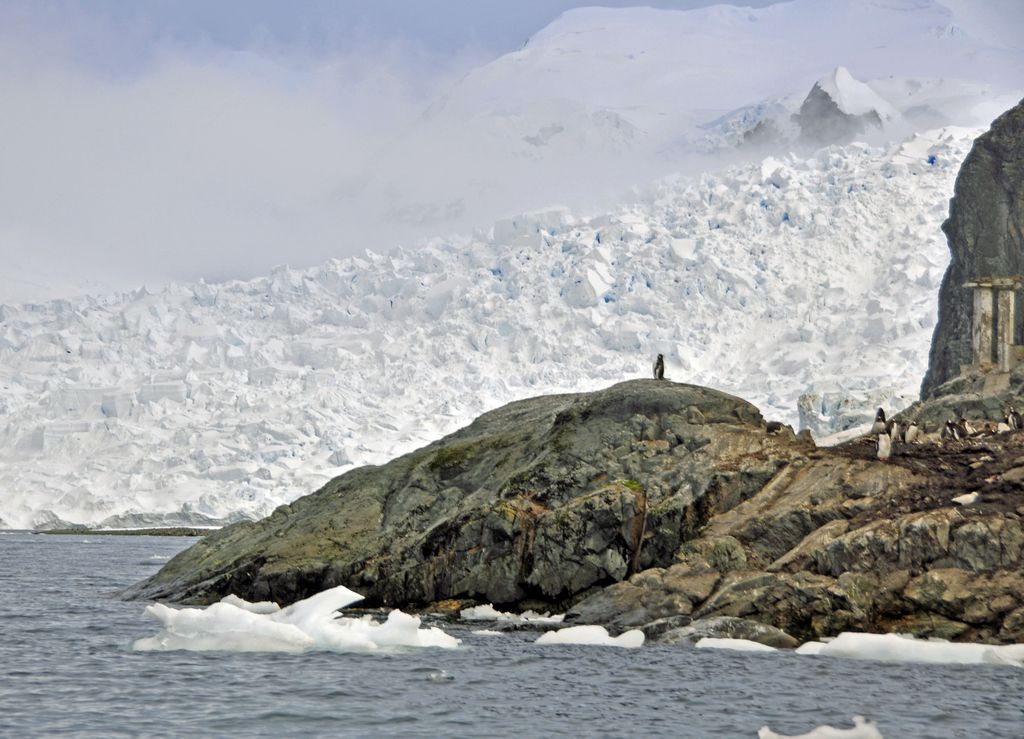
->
[[0, 127, 976, 529]]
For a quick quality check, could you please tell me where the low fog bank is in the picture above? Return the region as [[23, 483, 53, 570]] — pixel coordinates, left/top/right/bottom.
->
[[1, 0, 1021, 303]]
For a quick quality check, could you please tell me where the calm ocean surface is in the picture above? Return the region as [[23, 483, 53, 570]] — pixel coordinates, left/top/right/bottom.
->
[[0, 531, 1021, 738]]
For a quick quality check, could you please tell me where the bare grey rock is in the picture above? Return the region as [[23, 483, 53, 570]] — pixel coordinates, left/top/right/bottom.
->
[[657, 616, 799, 649], [922, 98, 1024, 397], [793, 82, 883, 147], [127, 380, 793, 608], [565, 562, 720, 633]]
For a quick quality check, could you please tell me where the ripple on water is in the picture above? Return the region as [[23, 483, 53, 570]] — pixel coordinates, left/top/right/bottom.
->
[[1, 532, 1022, 738]]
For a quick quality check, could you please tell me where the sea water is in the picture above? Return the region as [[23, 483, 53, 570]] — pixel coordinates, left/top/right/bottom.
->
[[1, 532, 1021, 738]]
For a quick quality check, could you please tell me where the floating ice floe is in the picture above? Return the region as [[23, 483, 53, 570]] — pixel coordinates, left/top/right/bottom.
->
[[534, 625, 644, 648], [132, 585, 460, 653], [758, 715, 883, 739], [796, 632, 1024, 667], [460, 603, 564, 624], [695, 637, 777, 653]]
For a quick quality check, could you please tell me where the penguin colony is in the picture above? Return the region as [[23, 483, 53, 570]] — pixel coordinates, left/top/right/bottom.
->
[[872, 405, 1024, 462], [643, 357, 1022, 464]]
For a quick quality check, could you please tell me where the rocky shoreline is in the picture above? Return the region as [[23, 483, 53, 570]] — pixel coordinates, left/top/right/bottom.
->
[[126, 378, 1024, 646], [40, 527, 211, 537]]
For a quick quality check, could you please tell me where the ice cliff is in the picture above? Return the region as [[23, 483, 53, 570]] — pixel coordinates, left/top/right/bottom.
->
[[0, 129, 976, 528]]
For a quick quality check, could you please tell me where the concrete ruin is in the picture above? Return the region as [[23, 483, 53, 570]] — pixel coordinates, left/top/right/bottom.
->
[[963, 277, 1024, 375]]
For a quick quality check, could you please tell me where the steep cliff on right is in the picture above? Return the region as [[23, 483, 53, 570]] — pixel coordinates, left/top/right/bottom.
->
[[921, 99, 1024, 404]]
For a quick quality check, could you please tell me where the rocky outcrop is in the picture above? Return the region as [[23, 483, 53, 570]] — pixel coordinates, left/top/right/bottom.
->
[[568, 431, 1024, 644], [127, 380, 806, 608], [921, 98, 1024, 398], [657, 616, 799, 648], [131, 377, 1024, 645], [792, 67, 890, 147]]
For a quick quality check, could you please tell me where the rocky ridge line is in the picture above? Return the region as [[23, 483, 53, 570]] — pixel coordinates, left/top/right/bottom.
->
[[129, 379, 1024, 645]]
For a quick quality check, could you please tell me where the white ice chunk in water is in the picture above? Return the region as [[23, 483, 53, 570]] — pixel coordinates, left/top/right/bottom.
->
[[219, 594, 281, 615], [796, 632, 1024, 667], [758, 715, 883, 739], [460, 603, 564, 624], [534, 625, 644, 648], [133, 585, 460, 653], [695, 637, 777, 653]]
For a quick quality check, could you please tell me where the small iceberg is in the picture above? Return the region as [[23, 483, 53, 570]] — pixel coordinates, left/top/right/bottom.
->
[[758, 715, 883, 739], [133, 585, 460, 653], [460, 603, 564, 624], [695, 637, 777, 653], [535, 625, 644, 649], [796, 632, 1024, 667]]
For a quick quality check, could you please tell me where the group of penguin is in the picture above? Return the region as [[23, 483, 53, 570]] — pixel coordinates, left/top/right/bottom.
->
[[871, 409, 921, 461], [872, 405, 1024, 461], [939, 407, 1021, 442]]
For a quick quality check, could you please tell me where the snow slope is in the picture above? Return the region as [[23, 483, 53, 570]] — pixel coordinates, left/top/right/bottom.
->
[[0, 127, 975, 529], [369, 0, 1021, 233], [815, 67, 899, 121]]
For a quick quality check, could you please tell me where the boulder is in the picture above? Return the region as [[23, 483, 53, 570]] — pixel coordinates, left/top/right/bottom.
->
[[903, 568, 1024, 627], [565, 562, 720, 633], [656, 616, 799, 649], [127, 380, 796, 607]]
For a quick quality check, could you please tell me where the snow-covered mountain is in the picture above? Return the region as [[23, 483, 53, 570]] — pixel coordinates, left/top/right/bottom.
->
[[6, 1, 1018, 305], [366, 0, 1021, 237], [0, 127, 976, 530]]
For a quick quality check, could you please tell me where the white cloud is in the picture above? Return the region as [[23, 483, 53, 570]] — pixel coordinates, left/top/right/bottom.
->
[[0, 9, 486, 299]]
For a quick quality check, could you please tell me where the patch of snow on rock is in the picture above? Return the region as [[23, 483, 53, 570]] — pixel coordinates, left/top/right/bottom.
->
[[694, 637, 777, 653], [817, 67, 899, 121], [535, 625, 644, 648]]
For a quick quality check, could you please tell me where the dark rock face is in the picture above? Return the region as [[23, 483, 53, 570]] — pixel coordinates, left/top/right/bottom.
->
[[793, 84, 882, 147], [921, 99, 1024, 398], [566, 428, 1024, 644], [128, 380, 800, 608], [657, 616, 799, 648], [131, 380, 1024, 645]]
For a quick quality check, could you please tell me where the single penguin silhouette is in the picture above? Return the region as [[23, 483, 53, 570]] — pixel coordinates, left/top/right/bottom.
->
[[1008, 406, 1022, 430], [904, 421, 920, 444], [876, 433, 892, 461], [653, 354, 665, 380], [869, 408, 887, 435], [889, 419, 902, 444]]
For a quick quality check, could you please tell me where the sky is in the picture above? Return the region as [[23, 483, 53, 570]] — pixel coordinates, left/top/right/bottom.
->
[[0, 0, 1020, 302], [0, 0, 792, 300]]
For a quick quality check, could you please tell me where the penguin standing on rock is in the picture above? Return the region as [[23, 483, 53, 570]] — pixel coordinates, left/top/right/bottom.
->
[[957, 417, 974, 438], [941, 420, 961, 442], [876, 433, 892, 461], [889, 420, 903, 445], [653, 354, 665, 380], [905, 421, 921, 444], [1008, 406, 1022, 430], [870, 408, 887, 435]]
